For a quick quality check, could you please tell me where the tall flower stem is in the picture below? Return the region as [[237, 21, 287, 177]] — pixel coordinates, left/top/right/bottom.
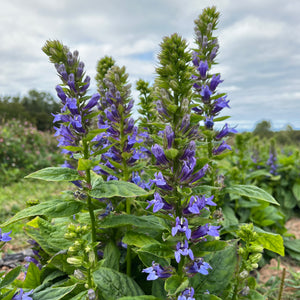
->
[[83, 139, 98, 263]]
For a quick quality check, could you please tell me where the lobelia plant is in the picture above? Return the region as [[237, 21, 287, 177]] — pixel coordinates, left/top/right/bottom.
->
[[0, 6, 286, 300]]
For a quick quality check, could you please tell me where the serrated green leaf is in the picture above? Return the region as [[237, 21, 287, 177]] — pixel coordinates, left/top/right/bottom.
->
[[123, 231, 159, 248], [32, 284, 77, 300], [138, 243, 174, 259], [254, 227, 285, 256], [224, 185, 279, 205], [99, 214, 167, 231], [1, 199, 84, 227], [102, 241, 121, 271], [23, 262, 41, 289], [77, 158, 98, 171], [0, 266, 22, 289], [90, 180, 151, 198], [292, 183, 300, 201], [25, 167, 81, 181], [118, 297, 160, 300], [284, 239, 300, 253], [192, 241, 237, 295], [192, 240, 228, 256], [92, 267, 144, 298]]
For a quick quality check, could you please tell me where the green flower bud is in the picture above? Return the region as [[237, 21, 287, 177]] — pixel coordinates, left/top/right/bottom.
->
[[239, 270, 249, 279], [67, 256, 83, 267], [74, 269, 86, 280], [249, 253, 262, 264], [249, 244, 264, 253]]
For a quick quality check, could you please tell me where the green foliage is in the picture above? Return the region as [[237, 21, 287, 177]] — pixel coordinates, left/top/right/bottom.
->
[[0, 90, 60, 131], [0, 119, 63, 185]]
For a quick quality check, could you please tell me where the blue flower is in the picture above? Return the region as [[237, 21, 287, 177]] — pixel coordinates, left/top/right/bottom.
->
[[183, 195, 216, 215], [191, 224, 220, 240], [146, 192, 172, 213], [175, 240, 194, 263], [209, 74, 223, 92], [152, 144, 170, 166], [212, 141, 231, 155], [0, 228, 12, 242], [186, 258, 212, 275], [152, 172, 173, 191], [171, 217, 191, 240], [12, 289, 33, 300], [197, 60, 208, 80], [215, 123, 237, 140], [178, 287, 195, 300], [200, 85, 212, 103], [142, 261, 172, 280]]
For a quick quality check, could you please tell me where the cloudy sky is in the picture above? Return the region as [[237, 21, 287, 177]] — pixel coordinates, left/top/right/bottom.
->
[[1, 0, 300, 131]]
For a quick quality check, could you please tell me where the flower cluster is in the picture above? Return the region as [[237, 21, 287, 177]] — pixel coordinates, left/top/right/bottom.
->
[[191, 9, 237, 157]]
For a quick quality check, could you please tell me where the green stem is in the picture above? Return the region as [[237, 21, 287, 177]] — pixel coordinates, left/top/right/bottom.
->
[[83, 139, 98, 263]]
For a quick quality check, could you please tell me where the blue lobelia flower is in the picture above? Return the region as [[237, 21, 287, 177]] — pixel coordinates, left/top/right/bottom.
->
[[142, 261, 172, 280], [12, 288, 33, 300], [174, 240, 194, 263], [215, 123, 238, 140], [146, 192, 172, 213], [177, 287, 195, 300], [186, 258, 212, 275], [172, 217, 191, 240], [0, 228, 12, 242], [191, 224, 220, 241]]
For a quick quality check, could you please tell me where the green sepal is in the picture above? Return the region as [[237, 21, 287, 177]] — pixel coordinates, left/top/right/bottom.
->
[[165, 148, 179, 160]]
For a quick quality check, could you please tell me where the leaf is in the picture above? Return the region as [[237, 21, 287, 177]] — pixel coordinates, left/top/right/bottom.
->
[[254, 227, 285, 256], [192, 240, 228, 256], [192, 241, 237, 296], [118, 297, 161, 300], [77, 158, 98, 171], [0, 266, 22, 289], [23, 262, 41, 289], [223, 185, 279, 205], [138, 251, 170, 268], [25, 218, 72, 257], [84, 128, 107, 142], [102, 241, 121, 271], [99, 214, 167, 231], [222, 206, 239, 228], [92, 267, 144, 298], [123, 231, 159, 248], [1, 199, 84, 227], [192, 185, 219, 195], [284, 239, 300, 254], [292, 182, 300, 201], [213, 116, 230, 122], [138, 243, 174, 259], [152, 279, 167, 299], [25, 167, 82, 181], [246, 170, 272, 181], [32, 284, 77, 300], [90, 180, 151, 199], [165, 275, 189, 295]]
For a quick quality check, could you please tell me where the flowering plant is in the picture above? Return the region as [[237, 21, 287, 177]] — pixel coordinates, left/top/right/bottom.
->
[[0, 6, 284, 300]]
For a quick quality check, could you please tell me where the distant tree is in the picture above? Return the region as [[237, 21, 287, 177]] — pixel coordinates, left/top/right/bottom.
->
[[253, 120, 273, 138], [0, 90, 60, 131]]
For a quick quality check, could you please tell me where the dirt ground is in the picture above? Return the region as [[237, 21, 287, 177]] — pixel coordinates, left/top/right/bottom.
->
[[258, 217, 300, 297]]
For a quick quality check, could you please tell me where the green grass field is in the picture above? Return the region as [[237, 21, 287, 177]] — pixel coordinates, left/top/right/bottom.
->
[[0, 180, 70, 250]]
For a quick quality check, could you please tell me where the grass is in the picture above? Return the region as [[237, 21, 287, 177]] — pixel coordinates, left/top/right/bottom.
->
[[0, 179, 71, 250]]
